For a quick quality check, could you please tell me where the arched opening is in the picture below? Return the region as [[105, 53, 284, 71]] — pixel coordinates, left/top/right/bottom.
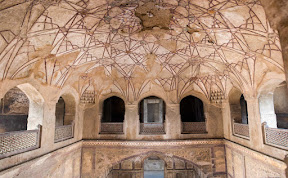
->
[[55, 97, 65, 126], [139, 96, 166, 134], [180, 95, 206, 134], [229, 89, 248, 124], [55, 94, 76, 126], [54, 93, 76, 142], [100, 96, 125, 134], [180, 95, 205, 122], [107, 153, 203, 178], [229, 88, 249, 139], [102, 96, 125, 123], [273, 82, 288, 129], [144, 156, 165, 178], [0, 87, 29, 133], [0, 84, 44, 158]]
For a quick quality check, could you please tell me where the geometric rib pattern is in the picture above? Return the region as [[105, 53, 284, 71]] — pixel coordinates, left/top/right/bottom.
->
[[0, 0, 284, 101]]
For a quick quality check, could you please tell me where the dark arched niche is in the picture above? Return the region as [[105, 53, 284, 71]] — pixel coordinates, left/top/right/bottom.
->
[[180, 95, 205, 122], [102, 96, 125, 123]]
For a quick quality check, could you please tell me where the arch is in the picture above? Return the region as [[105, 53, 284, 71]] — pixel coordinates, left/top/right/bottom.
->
[[179, 90, 210, 104], [138, 96, 166, 123], [228, 87, 248, 124], [257, 78, 285, 98], [98, 92, 126, 114], [56, 93, 76, 125], [0, 83, 44, 132], [0, 86, 29, 133], [136, 91, 168, 105], [273, 81, 288, 129], [107, 151, 204, 178], [180, 95, 205, 122], [102, 96, 125, 122]]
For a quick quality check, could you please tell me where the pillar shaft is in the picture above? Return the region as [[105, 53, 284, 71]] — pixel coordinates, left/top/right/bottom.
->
[[124, 104, 138, 140]]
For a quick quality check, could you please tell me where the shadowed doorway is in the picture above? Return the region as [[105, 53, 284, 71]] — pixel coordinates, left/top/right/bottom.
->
[[144, 156, 164, 178]]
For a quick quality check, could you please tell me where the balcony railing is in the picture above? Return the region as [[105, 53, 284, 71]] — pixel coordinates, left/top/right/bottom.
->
[[140, 123, 165, 135], [0, 125, 41, 159], [181, 122, 207, 134], [232, 120, 249, 139], [100, 123, 124, 134], [262, 122, 288, 150], [54, 123, 74, 143]]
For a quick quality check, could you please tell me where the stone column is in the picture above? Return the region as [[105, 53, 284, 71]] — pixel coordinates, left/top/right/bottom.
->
[[258, 93, 277, 128], [75, 103, 84, 140], [165, 104, 181, 139], [41, 101, 57, 150], [125, 104, 138, 140], [221, 99, 232, 139], [245, 97, 263, 149], [82, 104, 98, 139]]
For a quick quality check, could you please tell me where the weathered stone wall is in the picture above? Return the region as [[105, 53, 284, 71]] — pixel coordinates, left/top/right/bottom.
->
[[0, 87, 29, 115], [0, 115, 27, 133], [81, 140, 227, 178], [0, 87, 29, 133], [108, 154, 202, 178], [0, 141, 82, 178], [225, 140, 286, 178]]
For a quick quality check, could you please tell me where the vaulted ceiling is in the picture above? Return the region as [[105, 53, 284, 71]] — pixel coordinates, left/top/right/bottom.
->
[[0, 0, 284, 102]]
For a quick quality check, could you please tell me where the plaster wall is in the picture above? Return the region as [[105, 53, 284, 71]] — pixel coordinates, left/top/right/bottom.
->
[[222, 97, 288, 161], [82, 100, 223, 140], [0, 141, 82, 178], [225, 140, 286, 178], [81, 140, 226, 178]]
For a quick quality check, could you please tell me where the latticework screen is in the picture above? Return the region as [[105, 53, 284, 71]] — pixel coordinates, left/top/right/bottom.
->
[[0, 129, 40, 159], [233, 123, 249, 139], [140, 123, 165, 135], [264, 126, 288, 149], [182, 122, 207, 134], [54, 124, 74, 143], [100, 123, 124, 134]]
